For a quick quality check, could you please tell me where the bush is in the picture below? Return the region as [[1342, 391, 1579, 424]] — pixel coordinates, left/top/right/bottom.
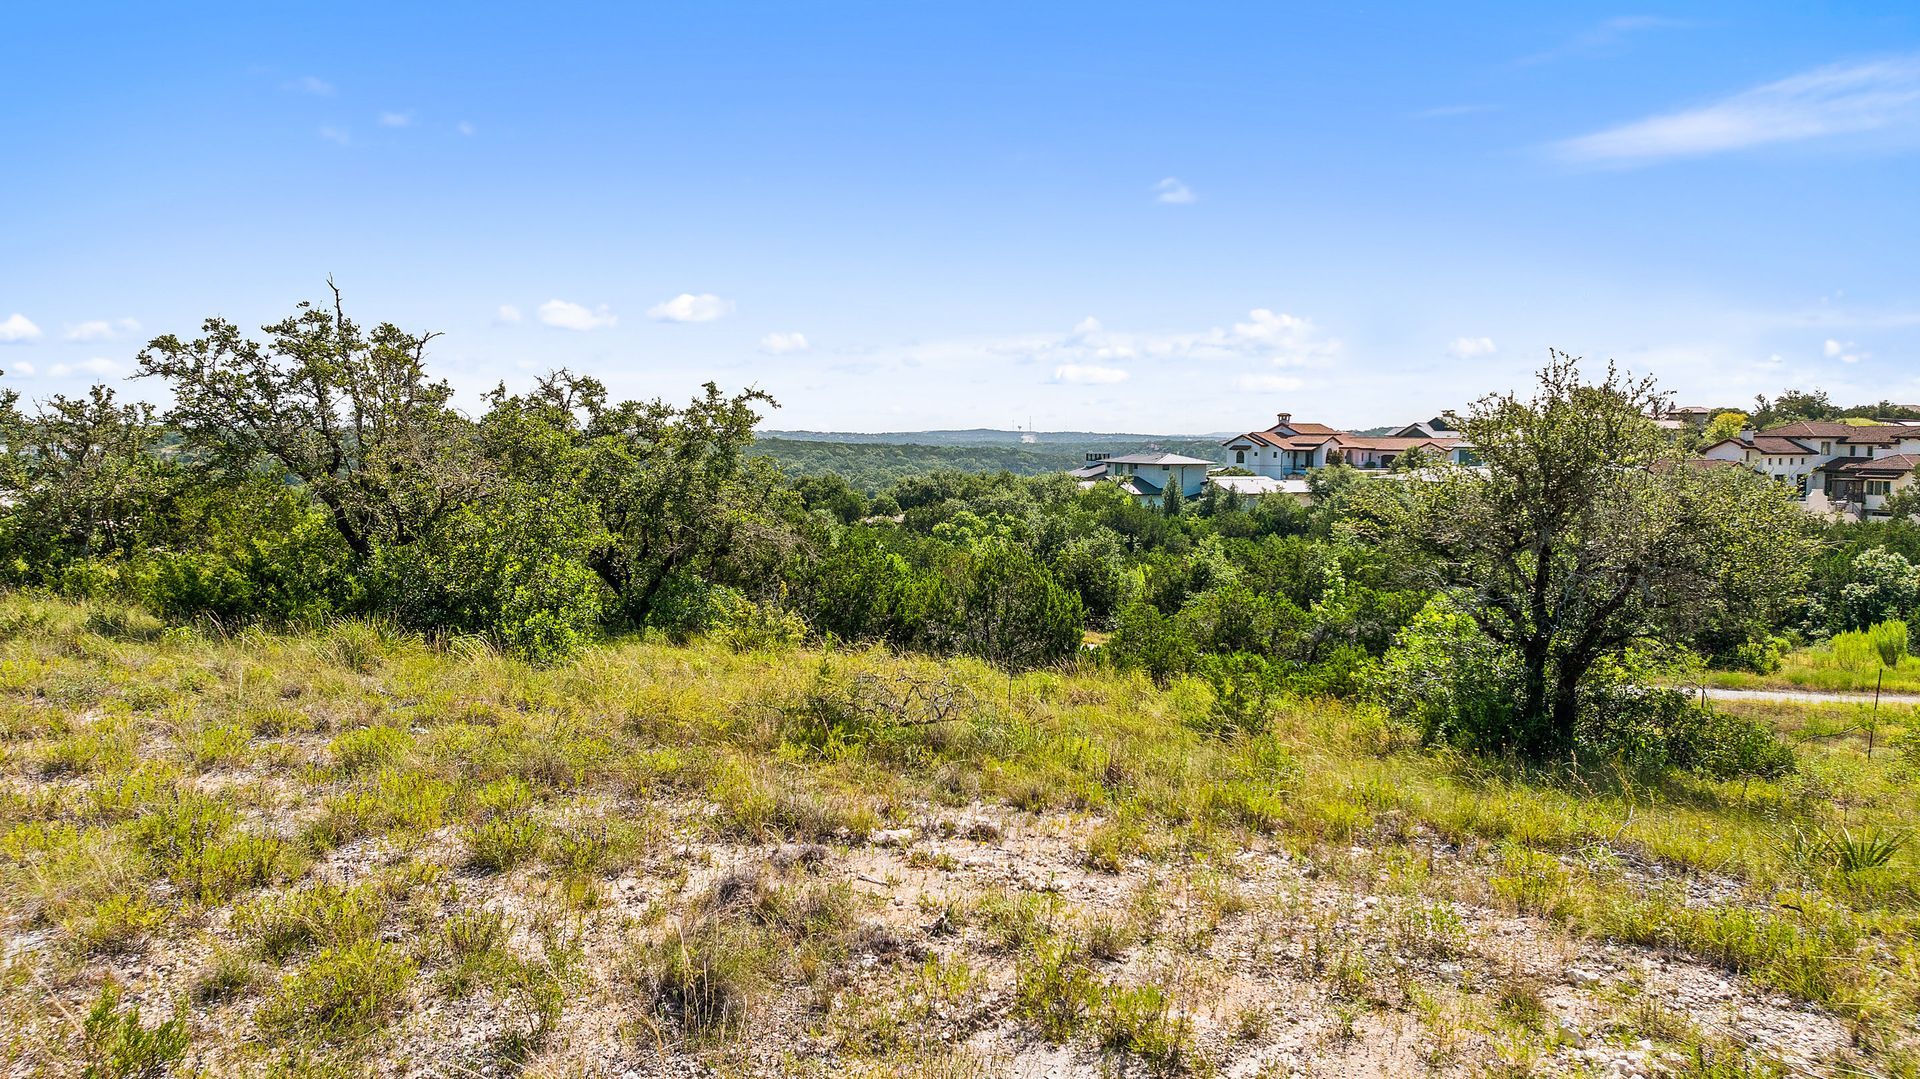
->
[[709, 586, 807, 652], [258, 940, 416, 1040], [1104, 600, 1198, 685], [80, 982, 188, 1079], [1578, 683, 1794, 779], [959, 543, 1085, 670], [1194, 652, 1283, 735], [372, 490, 605, 663], [1373, 595, 1520, 750]]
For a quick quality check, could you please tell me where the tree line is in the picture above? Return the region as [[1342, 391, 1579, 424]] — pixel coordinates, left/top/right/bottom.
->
[[5, 292, 1895, 773]]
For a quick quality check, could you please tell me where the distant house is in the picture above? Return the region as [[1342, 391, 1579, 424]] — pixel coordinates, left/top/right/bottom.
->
[[1074, 451, 1215, 506], [1699, 421, 1920, 518], [1220, 412, 1473, 476]]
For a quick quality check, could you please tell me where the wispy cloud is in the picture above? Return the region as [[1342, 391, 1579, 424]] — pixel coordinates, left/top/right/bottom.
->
[[1520, 15, 1692, 66], [647, 293, 732, 322], [494, 305, 523, 325], [1555, 55, 1920, 166], [1824, 338, 1869, 364], [538, 299, 617, 331], [1153, 177, 1195, 205], [1053, 363, 1129, 385], [49, 357, 120, 378], [319, 126, 351, 146], [378, 111, 413, 128], [760, 332, 810, 354], [65, 318, 140, 342], [0, 314, 42, 343], [1447, 336, 1497, 358], [285, 75, 336, 96], [1233, 374, 1305, 393], [456, 121, 477, 137]]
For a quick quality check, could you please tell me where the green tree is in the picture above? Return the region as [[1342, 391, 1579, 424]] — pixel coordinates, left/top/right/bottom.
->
[[136, 282, 488, 559], [1361, 352, 1814, 759], [1700, 410, 1748, 447], [0, 386, 181, 566], [960, 543, 1085, 670]]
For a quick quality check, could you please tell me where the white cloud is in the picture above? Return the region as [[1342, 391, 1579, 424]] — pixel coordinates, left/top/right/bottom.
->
[[495, 305, 523, 324], [1072, 316, 1103, 335], [760, 331, 810, 354], [0, 314, 42, 343], [537, 299, 618, 331], [8, 361, 33, 376], [456, 121, 476, 136], [378, 111, 413, 128], [49, 357, 120, 378], [1153, 177, 1196, 205], [1234, 374, 1305, 393], [1555, 55, 1920, 165], [1824, 337, 1868, 363], [647, 293, 732, 323], [64, 318, 140, 342], [1053, 363, 1130, 385], [319, 126, 351, 146], [285, 75, 335, 96], [1448, 336, 1497, 358], [1520, 15, 1692, 66]]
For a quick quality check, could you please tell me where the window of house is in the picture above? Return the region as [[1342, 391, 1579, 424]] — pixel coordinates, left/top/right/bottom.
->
[[1235, 450, 1244, 464], [1869, 481, 1891, 496]]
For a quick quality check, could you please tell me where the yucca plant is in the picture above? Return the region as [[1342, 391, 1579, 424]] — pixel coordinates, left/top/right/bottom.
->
[[1824, 825, 1909, 875]]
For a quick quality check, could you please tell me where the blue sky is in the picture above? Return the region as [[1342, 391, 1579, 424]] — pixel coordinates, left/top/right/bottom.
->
[[4, 2, 1919, 432]]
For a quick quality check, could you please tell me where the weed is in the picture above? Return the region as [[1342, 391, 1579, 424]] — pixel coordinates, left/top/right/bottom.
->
[[64, 892, 167, 955], [258, 939, 416, 1040], [235, 881, 385, 961], [465, 813, 548, 872], [79, 982, 188, 1079]]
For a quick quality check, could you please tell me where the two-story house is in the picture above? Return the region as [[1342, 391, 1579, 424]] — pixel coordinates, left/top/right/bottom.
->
[[1700, 421, 1920, 517], [1221, 412, 1473, 476], [1073, 451, 1215, 506]]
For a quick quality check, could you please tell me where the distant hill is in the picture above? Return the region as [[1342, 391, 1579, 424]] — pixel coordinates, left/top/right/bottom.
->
[[754, 433, 1229, 493], [761, 428, 1237, 447]]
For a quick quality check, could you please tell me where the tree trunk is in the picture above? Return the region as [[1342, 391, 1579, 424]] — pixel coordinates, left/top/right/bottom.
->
[[1516, 638, 1551, 757]]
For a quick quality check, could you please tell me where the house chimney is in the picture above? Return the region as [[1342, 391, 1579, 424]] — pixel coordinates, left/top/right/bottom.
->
[[1275, 411, 1292, 427]]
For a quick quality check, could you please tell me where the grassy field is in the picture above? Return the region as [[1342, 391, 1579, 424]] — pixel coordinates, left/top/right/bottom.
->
[[1703, 644, 1920, 696], [1, 594, 1917, 1077]]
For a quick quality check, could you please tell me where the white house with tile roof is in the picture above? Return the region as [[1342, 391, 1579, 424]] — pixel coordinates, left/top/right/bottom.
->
[[1701, 421, 1920, 517]]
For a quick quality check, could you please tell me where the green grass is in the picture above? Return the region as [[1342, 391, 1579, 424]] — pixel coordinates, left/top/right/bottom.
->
[[1705, 643, 1920, 695], [1, 593, 1917, 1073]]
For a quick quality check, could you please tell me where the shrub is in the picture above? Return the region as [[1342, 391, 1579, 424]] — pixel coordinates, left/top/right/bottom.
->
[[234, 881, 385, 961], [64, 892, 168, 956], [80, 982, 188, 1079], [1579, 684, 1794, 779], [1194, 652, 1283, 736], [1372, 594, 1519, 750], [258, 940, 416, 1040], [465, 814, 548, 872], [372, 490, 606, 663], [959, 543, 1085, 670], [709, 586, 807, 652]]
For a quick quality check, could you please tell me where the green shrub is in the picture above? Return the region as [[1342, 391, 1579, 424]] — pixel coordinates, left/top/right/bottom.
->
[[371, 490, 606, 663], [464, 814, 548, 872], [258, 940, 416, 1040], [327, 724, 411, 773], [64, 892, 168, 956], [80, 982, 188, 1079], [709, 586, 807, 652], [235, 881, 385, 961]]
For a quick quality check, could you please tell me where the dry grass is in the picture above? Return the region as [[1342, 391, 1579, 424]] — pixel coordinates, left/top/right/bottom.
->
[[0, 593, 1915, 1076]]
